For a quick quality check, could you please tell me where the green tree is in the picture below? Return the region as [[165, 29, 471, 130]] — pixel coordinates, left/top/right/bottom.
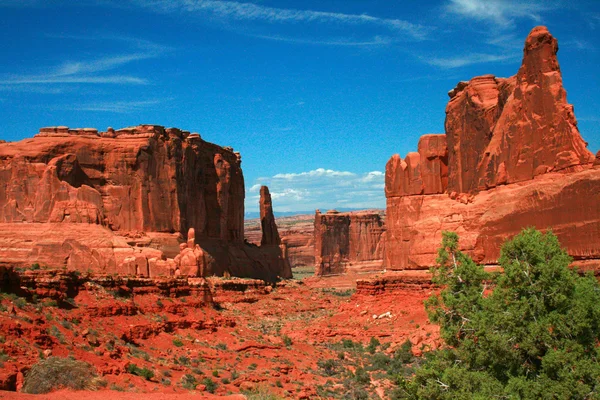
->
[[399, 228, 600, 399]]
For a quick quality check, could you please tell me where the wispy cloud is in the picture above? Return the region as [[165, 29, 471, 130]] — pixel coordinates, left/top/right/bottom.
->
[[0, 85, 67, 94], [445, 0, 556, 28], [250, 34, 393, 47], [272, 168, 355, 180], [246, 168, 385, 212], [54, 99, 167, 113], [424, 52, 518, 68], [133, 0, 430, 41], [0, 35, 168, 87], [562, 39, 596, 52]]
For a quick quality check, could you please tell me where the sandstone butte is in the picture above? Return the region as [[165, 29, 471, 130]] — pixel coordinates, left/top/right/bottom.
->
[[0, 125, 290, 282], [385, 26, 600, 271], [314, 209, 385, 276]]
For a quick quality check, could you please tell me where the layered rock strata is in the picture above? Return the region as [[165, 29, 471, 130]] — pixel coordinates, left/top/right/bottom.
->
[[385, 27, 600, 270], [314, 210, 385, 276], [0, 126, 290, 281]]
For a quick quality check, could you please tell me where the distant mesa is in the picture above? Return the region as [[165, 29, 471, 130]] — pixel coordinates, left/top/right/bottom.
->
[[314, 209, 385, 276]]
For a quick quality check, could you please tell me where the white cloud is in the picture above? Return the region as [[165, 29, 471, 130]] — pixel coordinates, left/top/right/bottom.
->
[[424, 52, 518, 68], [134, 0, 430, 41], [0, 36, 168, 87], [0, 54, 151, 86], [52, 99, 167, 113], [445, 0, 554, 28], [273, 168, 355, 180], [246, 168, 385, 213], [250, 34, 393, 47], [562, 39, 596, 52]]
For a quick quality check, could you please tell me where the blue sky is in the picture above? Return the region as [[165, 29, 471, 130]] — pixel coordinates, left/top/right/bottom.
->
[[0, 0, 599, 213]]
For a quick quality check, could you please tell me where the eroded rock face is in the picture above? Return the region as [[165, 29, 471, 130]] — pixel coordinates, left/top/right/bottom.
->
[[0, 125, 245, 239], [386, 134, 448, 197], [385, 26, 600, 270], [445, 27, 593, 193], [386, 169, 600, 269], [314, 210, 385, 276], [260, 186, 281, 246], [0, 125, 290, 282]]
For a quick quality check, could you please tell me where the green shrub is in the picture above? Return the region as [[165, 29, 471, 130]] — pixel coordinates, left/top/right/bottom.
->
[[317, 359, 338, 376], [202, 377, 217, 393], [401, 228, 600, 399], [22, 357, 96, 394], [282, 335, 292, 347], [172, 339, 184, 347], [180, 373, 197, 390], [178, 356, 190, 365], [366, 337, 380, 354], [13, 297, 27, 309], [126, 363, 154, 380], [393, 339, 413, 364], [215, 342, 227, 350], [354, 367, 370, 384]]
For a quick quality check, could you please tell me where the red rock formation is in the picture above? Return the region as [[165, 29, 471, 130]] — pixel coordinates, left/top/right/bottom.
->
[[245, 214, 315, 269], [386, 135, 448, 197], [385, 27, 600, 271], [0, 125, 290, 282], [445, 27, 594, 194], [314, 210, 385, 276], [258, 186, 292, 279], [260, 186, 280, 246], [0, 125, 244, 239]]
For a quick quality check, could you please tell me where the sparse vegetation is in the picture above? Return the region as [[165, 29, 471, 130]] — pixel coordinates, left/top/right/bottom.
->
[[282, 335, 292, 347], [126, 363, 154, 380], [172, 338, 184, 347], [202, 377, 217, 393], [245, 384, 285, 399], [180, 374, 197, 390], [22, 357, 97, 394], [317, 359, 339, 377]]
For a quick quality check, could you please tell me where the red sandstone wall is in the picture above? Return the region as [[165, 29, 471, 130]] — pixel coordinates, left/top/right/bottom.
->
[[0, 126, 290, 282], [385, 26, 600, 270], [314, 210, 385, 276], [0, 125, 244, 241]]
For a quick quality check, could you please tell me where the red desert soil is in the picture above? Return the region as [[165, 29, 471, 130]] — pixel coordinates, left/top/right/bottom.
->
[[0, 273, 438, 399]]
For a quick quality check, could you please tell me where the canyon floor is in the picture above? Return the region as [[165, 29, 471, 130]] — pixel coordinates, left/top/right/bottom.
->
[[0, 270, 439, 399]]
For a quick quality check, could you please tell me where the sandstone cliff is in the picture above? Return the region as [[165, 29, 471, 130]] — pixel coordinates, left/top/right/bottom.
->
[[0, 126, 290, 281], [245, 213, 315, 269], [314, 210, 385, 276], [0, 125, 244, 239], [385, 27, 600, 270]]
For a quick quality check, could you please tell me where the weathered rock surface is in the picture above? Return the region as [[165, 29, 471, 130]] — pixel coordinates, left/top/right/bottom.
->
[[314, 210, 385, 276], [445, 27, 593, 194], [259, 186, 280, 246], [245, 214, 315, 269], [0, 125, 290, 281], [385, 27, 600, 270], [0, 125, 245, 238], [386, 134, 448, 197]]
